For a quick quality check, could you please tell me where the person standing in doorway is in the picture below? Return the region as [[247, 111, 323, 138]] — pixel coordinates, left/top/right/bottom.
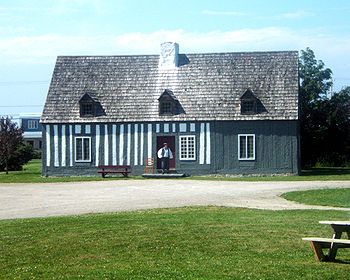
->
[[157, 142, 173, 174]]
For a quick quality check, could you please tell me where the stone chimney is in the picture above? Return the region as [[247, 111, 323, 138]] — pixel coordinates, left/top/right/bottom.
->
[[159, 42, 179, 69]]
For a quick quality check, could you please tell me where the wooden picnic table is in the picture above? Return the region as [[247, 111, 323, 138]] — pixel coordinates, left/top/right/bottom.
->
[[303, 221, 350, 261], [319, 221, 350, 239]]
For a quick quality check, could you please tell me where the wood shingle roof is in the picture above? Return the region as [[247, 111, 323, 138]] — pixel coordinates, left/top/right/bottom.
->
[[41, 50, 299, 123]]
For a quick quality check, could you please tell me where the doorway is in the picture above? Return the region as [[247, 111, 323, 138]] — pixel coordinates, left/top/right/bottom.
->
[[157, 136, 176, 170]]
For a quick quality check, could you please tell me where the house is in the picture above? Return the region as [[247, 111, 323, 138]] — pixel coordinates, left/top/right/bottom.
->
[[41, 42, 300, 177], [19, 113, 42, 150]]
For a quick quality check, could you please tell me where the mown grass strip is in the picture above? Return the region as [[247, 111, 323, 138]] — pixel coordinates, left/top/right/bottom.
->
[[0, 207, 350, 279], [1, 160, 350, 183], [282, 188, 350, 208]]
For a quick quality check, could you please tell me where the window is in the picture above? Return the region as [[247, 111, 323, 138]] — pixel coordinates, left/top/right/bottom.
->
[[28, 120, 38, 129], [79, 93, 96, 117], [240, 89, 258, 114], [241, 99, 257, 114], [242, 100, 255, 113], [158, 89, 178, 116], [179, 135, 196, 160], [238, 134, 255, 160], [81, 103, 94, 116], [160, 102, 173, 115], [75, 137, 91, 162]]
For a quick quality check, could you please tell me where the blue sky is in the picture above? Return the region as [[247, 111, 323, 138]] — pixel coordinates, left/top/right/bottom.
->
[[1, 0, 350, 117]]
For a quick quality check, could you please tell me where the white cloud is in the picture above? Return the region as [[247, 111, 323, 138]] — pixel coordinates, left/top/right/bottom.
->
[[1, 27, 349, 88], [279, 10, 311, 19], [201, 10, 247, 16]]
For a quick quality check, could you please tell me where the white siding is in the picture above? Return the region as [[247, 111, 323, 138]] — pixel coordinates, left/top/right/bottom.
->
[[112, 124, 117, 165], [127, 124, 131, 165], [46, 125, 51, 167], [199, 123, 205, 164], [53, 125, 59, 167], [140, 124, 144, 165], [147, 124, 152, 159], [95, 125, 100, 166], [104, 124, 109, 165], [119, 124, 124, 165], [61, 125, 66, 167], [206, 123, 211, 164], [69, 125, 73, 166], [134, 124, 139, 166]]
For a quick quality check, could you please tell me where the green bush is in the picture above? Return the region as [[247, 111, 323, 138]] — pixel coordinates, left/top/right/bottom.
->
[[0, 144, 34, 171]]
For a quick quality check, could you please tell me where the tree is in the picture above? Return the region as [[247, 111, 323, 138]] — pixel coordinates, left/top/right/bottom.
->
[[299, 48, 350, 166], [299, 48, 333, 167], [321, 87, 350, 165], [0, 116, 23, 174], [0, 143, 34, 172], [299, 48, 333, 106]]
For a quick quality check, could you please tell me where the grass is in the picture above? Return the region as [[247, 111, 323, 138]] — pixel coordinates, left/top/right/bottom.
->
[[0, 159, 130, 183], [1, 160, 350, 183], [0, 207, 350, 279], [282, 188, 350, 208]]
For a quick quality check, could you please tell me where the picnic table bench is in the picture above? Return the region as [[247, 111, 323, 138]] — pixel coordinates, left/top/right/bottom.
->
[[302, 221, 350, 261], [97, 165, 131, 178]]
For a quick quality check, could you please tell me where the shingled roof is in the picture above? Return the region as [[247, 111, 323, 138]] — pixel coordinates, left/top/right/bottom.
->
[[41, 48, 299, 123]]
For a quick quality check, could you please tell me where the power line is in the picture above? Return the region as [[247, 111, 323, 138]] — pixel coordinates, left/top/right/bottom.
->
[[0, 105, 43, 108], [0, 80, 49, 86]]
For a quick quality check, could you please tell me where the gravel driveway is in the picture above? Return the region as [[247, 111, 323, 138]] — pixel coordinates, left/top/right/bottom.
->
[[0, 180, 349, 220]]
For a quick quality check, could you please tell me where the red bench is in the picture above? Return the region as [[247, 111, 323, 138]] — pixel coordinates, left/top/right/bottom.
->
[[97, 165, 131, 178]]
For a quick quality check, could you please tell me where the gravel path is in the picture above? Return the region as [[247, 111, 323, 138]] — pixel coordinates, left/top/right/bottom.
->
[[0, 180, 349, 220]]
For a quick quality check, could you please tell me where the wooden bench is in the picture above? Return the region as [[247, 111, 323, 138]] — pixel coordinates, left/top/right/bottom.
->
[[97, 165, 131, 178], [302, 237, 350, 261]]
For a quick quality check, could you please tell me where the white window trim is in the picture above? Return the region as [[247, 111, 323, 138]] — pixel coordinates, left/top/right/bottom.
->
[[28, 120, 38, 129], [179, 135, 196, 160], [238, 134, 256, 160], [75, 136, 91, 162]]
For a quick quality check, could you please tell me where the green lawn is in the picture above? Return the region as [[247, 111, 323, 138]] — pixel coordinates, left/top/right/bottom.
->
[[0, 207, 349, 279], [1, 160, 350, 183], [0, 160, 129, 183], [282, 188, 350, 208]]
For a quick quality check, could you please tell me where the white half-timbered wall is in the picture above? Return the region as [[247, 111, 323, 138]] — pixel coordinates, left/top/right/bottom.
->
[[44, 122, 211, 168]]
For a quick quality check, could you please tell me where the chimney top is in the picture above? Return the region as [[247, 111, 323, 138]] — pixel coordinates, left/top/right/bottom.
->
[[159, 42, 179, 69]]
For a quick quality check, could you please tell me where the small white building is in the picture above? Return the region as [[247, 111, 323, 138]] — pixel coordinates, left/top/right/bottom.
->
[[19, 113, 42, 150]]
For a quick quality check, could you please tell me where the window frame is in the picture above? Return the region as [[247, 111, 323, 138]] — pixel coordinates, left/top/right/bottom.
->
[[241, 99, 257, 114], [28, 120, 38, 129], [80, 102, 95, 117], [75, 136, 92, 162], [179, 135, 196, 161], [238, 134, 256, 161], [159, 100, 175, 116]]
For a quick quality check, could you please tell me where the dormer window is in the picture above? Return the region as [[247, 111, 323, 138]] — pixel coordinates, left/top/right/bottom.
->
[[81, 103, 94, 116], [240, 89, 258, 115], [160, 101, 173, 115], [158, 89, 178, 116], [79, 93, 96, 117]]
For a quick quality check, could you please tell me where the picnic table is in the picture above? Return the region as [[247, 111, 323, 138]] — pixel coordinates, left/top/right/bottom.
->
[[303, 221, 350, 261]]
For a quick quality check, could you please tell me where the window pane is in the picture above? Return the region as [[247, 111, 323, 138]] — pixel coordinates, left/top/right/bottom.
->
[[247, 136, 254, 158], [160, 102, 172, 115], [188, 137, 195, 158], [180, 136, 195, 160], [76, 138, 83, 160], [239, 136, 246, 158], [81, 103, 93, 116], [181, 137, 187, 158], [241, 100, 256, 114], [83, 138, 90, 160]]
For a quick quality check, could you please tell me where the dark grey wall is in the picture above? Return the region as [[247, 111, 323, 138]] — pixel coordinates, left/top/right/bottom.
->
[[42, 120, 300, 177], [213, 120, 299, 174]]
